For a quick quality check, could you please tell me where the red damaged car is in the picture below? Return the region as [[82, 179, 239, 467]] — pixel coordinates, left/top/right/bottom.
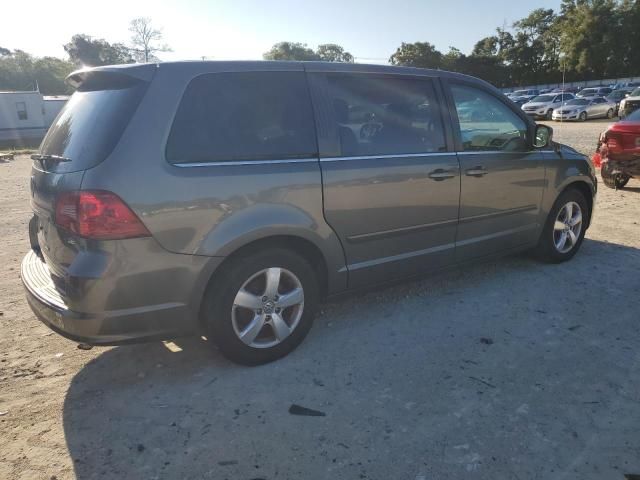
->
[[595, 108, 640, 189]]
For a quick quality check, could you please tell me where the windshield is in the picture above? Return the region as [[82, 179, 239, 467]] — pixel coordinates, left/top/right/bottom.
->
[[626, 109, 640, 121], [566, 99, 589, 106], [631, 88, 640, 97], [530, 95, 555, 102], [513, 90, 528, 95]]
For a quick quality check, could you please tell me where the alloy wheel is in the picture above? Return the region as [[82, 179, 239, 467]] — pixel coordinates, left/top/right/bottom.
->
[[553, 201, 583, 254], [231, 267, 304, 348]]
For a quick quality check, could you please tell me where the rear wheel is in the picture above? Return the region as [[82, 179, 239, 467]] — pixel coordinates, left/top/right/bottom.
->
[[601, 162, 630, 189], [579, 111, 588, 122], [535, 188, 589, 263], [201, 248, 319, 365]]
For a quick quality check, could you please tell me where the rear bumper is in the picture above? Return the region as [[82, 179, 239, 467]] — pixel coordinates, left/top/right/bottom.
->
[[21, 250, 198, 345]]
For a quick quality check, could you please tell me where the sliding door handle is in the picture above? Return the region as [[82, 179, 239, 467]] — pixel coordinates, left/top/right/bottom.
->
[[465, 166, 488, 177], [428, 169, 457, 181]]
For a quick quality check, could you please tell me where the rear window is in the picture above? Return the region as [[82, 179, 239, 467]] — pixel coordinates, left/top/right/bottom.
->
[[39, 74, 148, 172], [166, 72, 317, 164]]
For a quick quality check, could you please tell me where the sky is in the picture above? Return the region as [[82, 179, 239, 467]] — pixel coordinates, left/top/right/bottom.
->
[[1, 0, 561, 63]]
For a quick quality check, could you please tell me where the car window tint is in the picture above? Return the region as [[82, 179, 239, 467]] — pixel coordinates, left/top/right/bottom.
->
[[166, 72, 317, 163], [325, 74, 446, 157], [451, 84, 528, 152]]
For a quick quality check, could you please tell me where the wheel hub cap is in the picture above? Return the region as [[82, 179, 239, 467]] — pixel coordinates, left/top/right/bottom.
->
[[553, 201, 583, 254], [231, 267, 305, 349]]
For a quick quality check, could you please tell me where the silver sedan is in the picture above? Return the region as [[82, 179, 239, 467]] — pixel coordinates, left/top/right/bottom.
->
[[552, 97, 617, 121]]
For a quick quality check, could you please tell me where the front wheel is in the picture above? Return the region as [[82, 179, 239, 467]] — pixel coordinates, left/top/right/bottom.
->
[[606, 108, 614, 119], [579, 111, 587, 122], [201, 248, 319, 365], [535, 189, 589, 263], [601, 162, 630, 189], [546, 109, 553, 120]]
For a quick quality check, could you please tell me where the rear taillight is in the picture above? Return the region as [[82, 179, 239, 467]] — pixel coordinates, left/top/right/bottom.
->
[[606, 133, 623, 154], [55, 190, 150, 240]]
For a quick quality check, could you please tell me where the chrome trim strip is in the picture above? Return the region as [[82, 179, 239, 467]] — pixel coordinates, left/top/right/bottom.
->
[[455, 151, 533, 156], [347, 218, 458, 243], [173, 158, 318, 167], [320, 152, 454, 162], [456, 224, 537, 247], [348, 242, 455, 271], [459, 205, 538, 224]]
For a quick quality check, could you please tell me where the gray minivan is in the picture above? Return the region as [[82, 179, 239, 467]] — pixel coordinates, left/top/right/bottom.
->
[[21, 61, 596, 364]]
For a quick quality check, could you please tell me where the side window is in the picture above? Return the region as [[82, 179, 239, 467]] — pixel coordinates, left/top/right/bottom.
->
[[553, 96, 561, 103], [450, 84, 528, 152], [166, 72, 317, 163], [325, 74, 446, 157], [16, 102, 27, 120]]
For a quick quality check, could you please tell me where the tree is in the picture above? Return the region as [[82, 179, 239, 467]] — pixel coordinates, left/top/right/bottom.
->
[[316, 44, 354, 63], [389, 42, 443, 69], [129, 17, 171, 62], [0, 50, 74, 94], [64, 34, 134, 67], [263, 42, 320, 61], [0, 46, 10, 57]]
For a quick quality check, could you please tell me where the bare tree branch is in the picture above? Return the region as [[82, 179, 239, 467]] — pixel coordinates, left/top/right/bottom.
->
[[129, 17, 171, 63]]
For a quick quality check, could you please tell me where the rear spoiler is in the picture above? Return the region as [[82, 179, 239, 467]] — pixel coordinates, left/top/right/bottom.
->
[[66, 63, 158, 89]]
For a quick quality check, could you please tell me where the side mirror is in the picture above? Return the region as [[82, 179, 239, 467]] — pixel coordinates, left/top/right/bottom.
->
[[534, 124, 553, 148]]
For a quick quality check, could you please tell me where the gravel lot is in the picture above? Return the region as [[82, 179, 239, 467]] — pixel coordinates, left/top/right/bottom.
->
[[1, 119, 639, 480]]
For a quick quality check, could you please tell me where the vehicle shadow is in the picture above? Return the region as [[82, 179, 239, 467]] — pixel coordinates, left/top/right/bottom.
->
[[62, 238, 640, 479]]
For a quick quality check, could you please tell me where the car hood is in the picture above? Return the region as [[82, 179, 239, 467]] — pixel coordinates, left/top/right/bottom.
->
[[523, 102, 550, 108]]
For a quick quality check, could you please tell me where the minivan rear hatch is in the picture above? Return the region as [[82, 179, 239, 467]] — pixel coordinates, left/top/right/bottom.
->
[[30, 64, 155, 282]]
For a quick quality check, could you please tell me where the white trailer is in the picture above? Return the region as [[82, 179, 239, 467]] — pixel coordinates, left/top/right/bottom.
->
[[0, 91, 69, 146]]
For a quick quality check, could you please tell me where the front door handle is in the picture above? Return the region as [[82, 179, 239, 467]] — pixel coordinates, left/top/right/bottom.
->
[[466, 166, 488, 177], [428, 169, 456, 181]]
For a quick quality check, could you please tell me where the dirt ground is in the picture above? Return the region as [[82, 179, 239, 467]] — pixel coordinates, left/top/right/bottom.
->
[[1, 119, 639, 480]]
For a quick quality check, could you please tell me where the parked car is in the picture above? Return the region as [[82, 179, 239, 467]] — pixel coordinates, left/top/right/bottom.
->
[[612, 81, 640, 90], [606, 89, 632, 115], [618, 87, 640, 118], [577, 87, 613, 98], [509, 89, 540, 103], [596, 108, 640, 189], [552, 96, 616, 121], [539, 88, 553, 94], [21, 61, 596, 364], [551, 86, 581, 95], [521, 93, 575, 119]]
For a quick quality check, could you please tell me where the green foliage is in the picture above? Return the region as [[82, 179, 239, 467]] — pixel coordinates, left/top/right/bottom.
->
[[316, 44, 354, 63], [64, 34, 134, 67], [0, 50, 74, 94], [389, 42, 443, 68], [390, 1, 640, 87], [263, 42, 354, 62]]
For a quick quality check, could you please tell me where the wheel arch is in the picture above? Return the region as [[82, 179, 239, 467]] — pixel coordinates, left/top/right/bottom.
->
[[555, 180, 595, 228]]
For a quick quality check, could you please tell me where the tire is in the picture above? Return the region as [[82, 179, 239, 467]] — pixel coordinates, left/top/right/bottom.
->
[[535, 188, 589, 263], [606, 108, 614, 119], [545, 109, 553, 120], [601, 162, 630, 189], [579, 111, 587, 122], [201, 248, 319, 365]]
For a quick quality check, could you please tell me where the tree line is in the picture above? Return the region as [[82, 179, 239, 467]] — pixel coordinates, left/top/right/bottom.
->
[[266, 1, 640, 88], [0, 17, 168, 95], [1, 1, 638, 95]]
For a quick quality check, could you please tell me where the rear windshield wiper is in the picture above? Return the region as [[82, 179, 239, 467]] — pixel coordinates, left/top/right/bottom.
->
[[31, 154, 72, 167]]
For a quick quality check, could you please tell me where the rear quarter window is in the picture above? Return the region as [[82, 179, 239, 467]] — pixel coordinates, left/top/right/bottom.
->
[[166, 72, 318, 164]]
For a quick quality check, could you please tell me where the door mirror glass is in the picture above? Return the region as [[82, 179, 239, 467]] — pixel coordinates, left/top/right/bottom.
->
[[534, 124, 553, 148]]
